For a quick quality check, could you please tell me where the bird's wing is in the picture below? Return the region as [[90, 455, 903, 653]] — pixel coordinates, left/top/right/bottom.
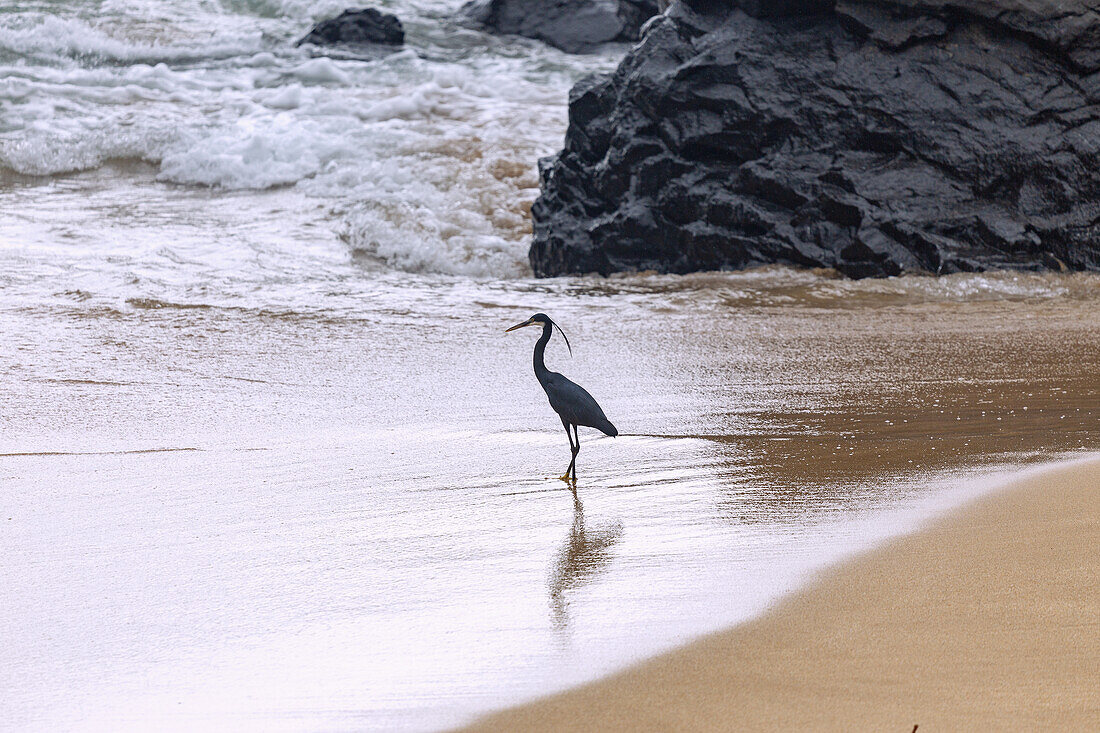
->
[[543, 372, 612, 430]]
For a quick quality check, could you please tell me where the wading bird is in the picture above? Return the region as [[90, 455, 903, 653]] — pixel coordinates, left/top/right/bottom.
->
[[506, 314, 617, 482]]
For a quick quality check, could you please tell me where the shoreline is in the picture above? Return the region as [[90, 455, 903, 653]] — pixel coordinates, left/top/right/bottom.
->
[[463, 455, 1100, 731]]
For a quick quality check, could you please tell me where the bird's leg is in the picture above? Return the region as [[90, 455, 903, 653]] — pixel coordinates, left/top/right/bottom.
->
[[559, 418, 576, 483], [567, 424, 580, 481]]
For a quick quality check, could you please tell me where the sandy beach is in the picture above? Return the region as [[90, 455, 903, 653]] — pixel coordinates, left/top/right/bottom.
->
[[4, 4, 1100, 729], [466, 456, 1100, 731], [4, 268, 1099, 731]]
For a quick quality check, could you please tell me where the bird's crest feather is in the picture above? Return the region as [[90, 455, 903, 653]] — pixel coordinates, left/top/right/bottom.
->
[[547, 316, 572, 357]]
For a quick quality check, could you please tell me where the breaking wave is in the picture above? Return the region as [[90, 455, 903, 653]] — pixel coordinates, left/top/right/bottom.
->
[[0, 1, 604, 277]]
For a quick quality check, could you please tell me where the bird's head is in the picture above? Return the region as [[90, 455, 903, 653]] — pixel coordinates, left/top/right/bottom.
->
[[505, 313, 572, 355]]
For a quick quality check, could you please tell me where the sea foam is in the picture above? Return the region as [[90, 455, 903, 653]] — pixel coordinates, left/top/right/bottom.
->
[[0, 0, 609, 277], [0, 14, 264, 65], [158, 118, 351, 189]]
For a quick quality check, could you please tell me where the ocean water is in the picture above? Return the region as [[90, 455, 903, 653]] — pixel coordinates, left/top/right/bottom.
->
[[0, 0, 609, 278], [2, 2, 1100, 731]]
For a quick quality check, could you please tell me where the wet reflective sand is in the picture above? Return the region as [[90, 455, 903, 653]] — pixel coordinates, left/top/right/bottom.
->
[[3, 267, 1098, 731], [5, 2, 1097, 727], [467, 455, 1100, 732]]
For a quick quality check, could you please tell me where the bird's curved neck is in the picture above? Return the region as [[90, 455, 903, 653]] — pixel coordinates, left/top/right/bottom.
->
[[533, 321, 553, 382]]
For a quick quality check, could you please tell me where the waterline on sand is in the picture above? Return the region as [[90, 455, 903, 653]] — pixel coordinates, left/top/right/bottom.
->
[[465, 453, 1100, 731]]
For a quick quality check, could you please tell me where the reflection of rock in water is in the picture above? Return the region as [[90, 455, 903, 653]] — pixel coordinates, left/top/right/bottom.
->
[[549, 494, 623, 632]]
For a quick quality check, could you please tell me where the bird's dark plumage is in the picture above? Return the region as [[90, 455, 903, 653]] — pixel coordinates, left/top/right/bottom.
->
[[506, 313, 617, 482], [541, 372, 617, 437]]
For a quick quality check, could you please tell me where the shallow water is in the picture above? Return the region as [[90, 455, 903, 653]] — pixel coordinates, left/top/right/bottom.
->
[[2, 2, 1100, 731], [5, 265, 1099, 731]]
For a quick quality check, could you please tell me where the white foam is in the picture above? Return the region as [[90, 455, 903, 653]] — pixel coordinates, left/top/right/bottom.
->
[[258, 83, 304, 109], [237, 0, 352, 20], [241, 52, 280, 68], [157, 117, 350, 189], [0, 0, 610, 277], [344, 207, 531, 278], [289, 57, 349, 84], [0, 14, 264, 65], [0, 129, 162, 176]]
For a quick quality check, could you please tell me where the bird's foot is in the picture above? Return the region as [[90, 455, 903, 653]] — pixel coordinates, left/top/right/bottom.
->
[[558, 472, 573, 483]]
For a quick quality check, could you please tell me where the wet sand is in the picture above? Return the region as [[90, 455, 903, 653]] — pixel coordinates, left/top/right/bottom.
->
[[466, 456, 1100, 731], [4, 2, 1100, 727], [3, 268, 1099, 730]]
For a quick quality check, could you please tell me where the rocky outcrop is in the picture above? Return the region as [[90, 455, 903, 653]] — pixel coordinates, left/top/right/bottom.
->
[[297, 8, 404, 48], [530, 0, 1100, 278], [462, 0, 660, 54]]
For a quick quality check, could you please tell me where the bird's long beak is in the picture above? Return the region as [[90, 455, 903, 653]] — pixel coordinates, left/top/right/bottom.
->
[[505, 318, 535, 333]]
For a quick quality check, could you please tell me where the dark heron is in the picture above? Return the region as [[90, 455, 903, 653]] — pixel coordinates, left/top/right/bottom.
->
[[506, 313, 617, 482]]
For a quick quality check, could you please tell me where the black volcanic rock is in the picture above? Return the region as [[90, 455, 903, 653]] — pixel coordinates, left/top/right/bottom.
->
[[530, 0, 1100, 278], [297, 8, 404, 47], [462, 0, 661, 54]]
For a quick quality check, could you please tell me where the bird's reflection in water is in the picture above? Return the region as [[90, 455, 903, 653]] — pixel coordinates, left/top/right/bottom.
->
[[549, 493, 623, 633]]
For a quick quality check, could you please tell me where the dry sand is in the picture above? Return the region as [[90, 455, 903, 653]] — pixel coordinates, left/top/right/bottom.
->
[[466, 457, 1100, 731]]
